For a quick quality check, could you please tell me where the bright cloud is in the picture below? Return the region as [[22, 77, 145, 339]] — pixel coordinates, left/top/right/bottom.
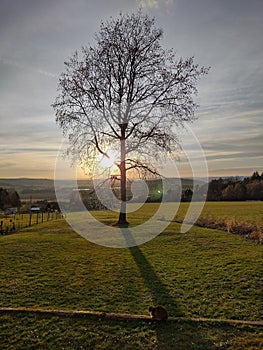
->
[[137, 0, 174, 9]]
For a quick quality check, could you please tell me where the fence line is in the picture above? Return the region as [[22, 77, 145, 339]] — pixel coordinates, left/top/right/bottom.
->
[[0, 211, 63, 235]]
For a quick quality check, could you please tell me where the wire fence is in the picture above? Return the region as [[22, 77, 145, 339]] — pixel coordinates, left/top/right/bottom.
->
[[0, 211, 63, 235]]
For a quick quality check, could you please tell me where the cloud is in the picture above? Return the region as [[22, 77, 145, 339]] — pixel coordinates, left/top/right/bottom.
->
[[137, 0, 158, 8], [137, 0, 173, 9], [0, 0, 263, 178], [0, 57, 58, 78], [0, 148, 59, 155]]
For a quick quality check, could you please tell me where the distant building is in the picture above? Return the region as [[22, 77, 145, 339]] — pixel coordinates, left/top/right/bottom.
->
[[5, 207, 18, 215], [30, 206, 41, 213]]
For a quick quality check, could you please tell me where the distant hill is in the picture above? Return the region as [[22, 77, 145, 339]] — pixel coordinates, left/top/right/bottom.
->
[[0, 177, 206, 202], [0, 178, 54, 189], [0, 178, 55, 201]]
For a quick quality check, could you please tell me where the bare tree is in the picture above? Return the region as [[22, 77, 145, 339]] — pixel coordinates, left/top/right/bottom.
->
[[53, 11, 209, 225]]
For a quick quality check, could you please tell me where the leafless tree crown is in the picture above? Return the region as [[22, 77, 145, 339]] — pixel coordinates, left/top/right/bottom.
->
[[53, 11, 209, 175]]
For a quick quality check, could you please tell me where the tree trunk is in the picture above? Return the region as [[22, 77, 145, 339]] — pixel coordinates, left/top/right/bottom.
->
[[118, 124, 129, 225]]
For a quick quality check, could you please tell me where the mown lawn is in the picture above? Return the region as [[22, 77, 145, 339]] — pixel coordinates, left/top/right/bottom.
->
[[1, 311, 262, 350], [0, 203, 262, 349]]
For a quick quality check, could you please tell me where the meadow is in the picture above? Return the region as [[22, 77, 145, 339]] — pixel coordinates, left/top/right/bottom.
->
[[175, 201, 263, 226], [0, 211, 62, 234], [0, 202, 262, 349], [175, 201, 263, 243]]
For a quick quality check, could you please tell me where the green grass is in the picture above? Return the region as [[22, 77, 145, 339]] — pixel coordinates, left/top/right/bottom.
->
[[0, 203, 262, 349], [0, 312, 262, 350], [175, 201, 263, 226], [0, 212, 62, 233]]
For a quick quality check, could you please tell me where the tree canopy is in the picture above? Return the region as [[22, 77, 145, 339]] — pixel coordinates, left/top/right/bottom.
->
[[0, 188, 21, 210]]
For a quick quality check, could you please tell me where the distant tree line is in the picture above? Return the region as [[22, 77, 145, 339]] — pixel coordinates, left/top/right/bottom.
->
[[0, 188, 21, 210], [200, 171, 263, 201]]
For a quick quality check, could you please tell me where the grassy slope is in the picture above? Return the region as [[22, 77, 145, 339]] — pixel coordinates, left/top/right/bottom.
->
[[175, 201, 263, 225], [0, 213, 61, 230], [1, 312, 262, 350], [0, 204, 262, 349]]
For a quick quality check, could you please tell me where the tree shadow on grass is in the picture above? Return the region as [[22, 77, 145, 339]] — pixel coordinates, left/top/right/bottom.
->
[[122, 229, 181, 314], [130, 246, 181, 314], [123, 229, 180, 314], [123, 229, 215, 349]]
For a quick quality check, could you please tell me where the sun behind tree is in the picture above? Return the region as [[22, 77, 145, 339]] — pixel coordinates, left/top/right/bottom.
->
[[53, 11, 209, 225]]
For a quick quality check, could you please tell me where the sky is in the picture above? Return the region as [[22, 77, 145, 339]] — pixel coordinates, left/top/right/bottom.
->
[[0, 0, 263, 179]]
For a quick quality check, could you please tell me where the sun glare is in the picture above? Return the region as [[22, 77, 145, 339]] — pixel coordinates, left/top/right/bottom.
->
[[98, 149, 119, 170]]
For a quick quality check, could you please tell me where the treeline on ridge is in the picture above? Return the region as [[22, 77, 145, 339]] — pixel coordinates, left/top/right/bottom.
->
[[203, 171, 263, 201]]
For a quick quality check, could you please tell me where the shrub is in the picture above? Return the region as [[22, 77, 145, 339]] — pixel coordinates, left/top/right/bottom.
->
[[196, 215, 262, 243]]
